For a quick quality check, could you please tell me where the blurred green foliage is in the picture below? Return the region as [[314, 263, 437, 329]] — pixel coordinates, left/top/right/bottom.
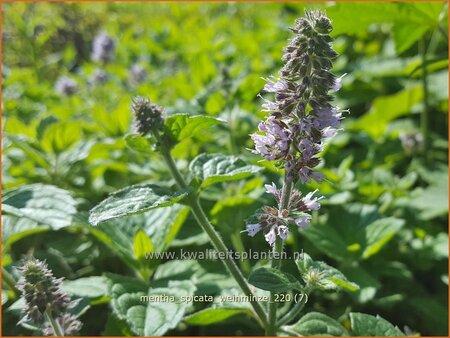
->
[[2, 2, 448, 336]]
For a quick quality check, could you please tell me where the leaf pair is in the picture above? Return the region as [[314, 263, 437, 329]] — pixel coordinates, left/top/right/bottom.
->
[[285, 311, 404, 336]]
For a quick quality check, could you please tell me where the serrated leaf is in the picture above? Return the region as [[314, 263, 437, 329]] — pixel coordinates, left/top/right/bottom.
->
[[133, 229, 154, 260], [165, 114, 222, 141], [248, 267, 302, 292], [287, 312, 349, 336], [189, 153, 262, 188], [105, 274, 196, 336], [296, 253, 359, 292], [2, 184, 77, 230], [349, 312, 404, 336], [184, 307, 251, 326], [89, 184, 189, 225], [63, 276, 108, 298], [143, 280, 196, 335]]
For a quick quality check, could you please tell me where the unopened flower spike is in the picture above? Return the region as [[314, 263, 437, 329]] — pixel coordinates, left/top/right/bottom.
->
[[246, 10, 344, 246], [17, 257, 82, 335], [131, 96, 165, 136]]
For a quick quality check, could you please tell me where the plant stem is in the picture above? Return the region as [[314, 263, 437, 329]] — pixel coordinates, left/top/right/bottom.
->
[[231, 232, 251, 274], [2, 268, 19, 298], [419, 37, 430, 160], [45, 306, 64, 337], [159, 147, 268, 327], [266, 177, 293, 336], [276, 288, 310, 326]]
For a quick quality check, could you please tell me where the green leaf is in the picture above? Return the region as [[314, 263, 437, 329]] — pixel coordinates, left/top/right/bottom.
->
[[303, 204, 403, 261], [189, 153, 262, 188], [124, 134, 154, 154], [248, 267, 301, 292], [392, 23, 428, 54], [184, 307, 251, 326], [2, 214, 48, 247], [2, 290, 8, 305], [352, 87, 423, 138], [165, 114, 223, 141], [89, 184, 189, 225], [287, 312, 349, 336], [410, 183, 448, 220], [40, 120, 83, 154], [349, 312, 404, 336], [105, 273, 196, 336], [296, 253, 359, 292], [363, 218, 405, 259], [90, 205, 189, 270], [2, 184, 78, 230], [133, 229, 154, 260], [62, 276, 108, 298], [143, 281, 196, 335]]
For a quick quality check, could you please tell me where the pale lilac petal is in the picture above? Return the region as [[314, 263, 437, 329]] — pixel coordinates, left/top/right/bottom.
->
[[246, 223, 262, 237], [303, 189, 323, 210], [265, 183, 278, 195], [295, 216, 310, 229], [264, 228, 277, 246], [277, 225, 289, 240]]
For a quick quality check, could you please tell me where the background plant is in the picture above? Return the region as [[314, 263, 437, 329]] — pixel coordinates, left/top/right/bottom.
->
[[2, 2, 448, 336]]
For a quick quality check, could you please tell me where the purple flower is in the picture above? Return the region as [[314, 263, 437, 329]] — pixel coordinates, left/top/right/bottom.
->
[[128, 63, 147, 84], [264, 227, 277, 246], [246, 10, 341, 246], [91, 32, 115, 63], [314, 106, 342, 130], [303, 189, 322, 210], [55, 76, 78, 96], [299, 167, 325, 184], [246, 223, 262, 237], [295, 216, 310, 229], [331, 74, 346, 92], [251, 116, 290, 161], [90, 69, 108, 85], [263, 78, 289, 93], [265, 183, 278, 195], [277, 225, 289, 240]]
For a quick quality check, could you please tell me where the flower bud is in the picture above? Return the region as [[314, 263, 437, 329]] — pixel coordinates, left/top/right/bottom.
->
[[43, 313, 82, 336], [17, 258, 71, 324], [131, 96, 164, 136]]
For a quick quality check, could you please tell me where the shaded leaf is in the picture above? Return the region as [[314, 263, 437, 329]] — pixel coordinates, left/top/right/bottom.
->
[[349, 312, 404, 336], [248, 267, 301, 292], [287, 312, 349, 336], [184, 307, 251, 326]]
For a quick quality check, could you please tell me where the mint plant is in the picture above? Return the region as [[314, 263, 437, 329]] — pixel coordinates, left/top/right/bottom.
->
[[4, 2, 446, 336], [87, 9, 406, 336]]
